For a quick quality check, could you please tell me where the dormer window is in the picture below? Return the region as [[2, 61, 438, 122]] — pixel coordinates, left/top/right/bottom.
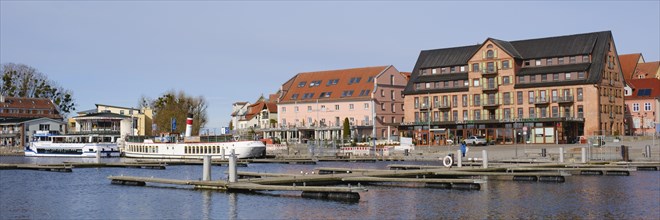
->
[[297, 82, 306, 88], [486, 50, 494, 58]]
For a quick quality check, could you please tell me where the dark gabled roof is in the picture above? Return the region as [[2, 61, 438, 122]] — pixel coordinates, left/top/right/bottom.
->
[[73, 112, 129, 119], [509, 32, 599, 59], [490, 38, 522, 59], [418, 45, 481, 69], [405, 31, 613, 94], [517, 63, 591, 76]]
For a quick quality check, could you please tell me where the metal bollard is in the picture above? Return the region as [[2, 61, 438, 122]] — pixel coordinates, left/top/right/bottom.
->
[[96, 149, 101, 163], [221, 148, 226, 160], [203, 155, 212, 181], [559, 147, 564, 163], [457, 150, 462, 167], [645, 145, 651, 158], [482, 150, 488, 168], [581, 147, 587, 163]]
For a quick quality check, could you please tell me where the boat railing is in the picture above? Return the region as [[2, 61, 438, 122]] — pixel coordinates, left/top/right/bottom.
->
[[126, 135, 256, 143]]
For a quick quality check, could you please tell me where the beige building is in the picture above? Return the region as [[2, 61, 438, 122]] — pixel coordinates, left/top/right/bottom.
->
[[402, 31, 624, 145], [69, 104, 153, 136]]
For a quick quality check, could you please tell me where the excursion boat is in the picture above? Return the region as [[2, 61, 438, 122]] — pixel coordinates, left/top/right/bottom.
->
[[25, 132, 121, 157], [123, 114, 265, 159]]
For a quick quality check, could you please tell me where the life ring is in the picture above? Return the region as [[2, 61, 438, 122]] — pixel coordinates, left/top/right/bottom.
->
[[442, 155, 453, 167]]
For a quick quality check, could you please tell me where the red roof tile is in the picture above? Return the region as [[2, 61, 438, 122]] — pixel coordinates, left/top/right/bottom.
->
[[618, 53, 642, 80], [627, 78, 660, 99], [634, 61, 659, 78], [280, 66, 391, 103], [0, 96, 62, 119]]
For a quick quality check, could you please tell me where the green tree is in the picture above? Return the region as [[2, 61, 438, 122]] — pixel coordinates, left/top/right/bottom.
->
[[1, 63, 76, 116], [144, 90, 208, 135], [229, 120, 234, 131], [342, 117, 350, 140]]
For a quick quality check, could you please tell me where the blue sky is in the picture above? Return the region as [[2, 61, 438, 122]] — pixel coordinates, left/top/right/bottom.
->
[[2, 1, 659, 130]]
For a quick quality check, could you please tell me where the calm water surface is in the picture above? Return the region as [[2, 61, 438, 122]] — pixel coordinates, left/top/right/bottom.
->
[[1, 156, 658, 219]]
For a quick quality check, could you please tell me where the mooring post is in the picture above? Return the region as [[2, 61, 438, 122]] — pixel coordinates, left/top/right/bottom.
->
[[559, 147, 564, 163], [203, 155, 211, 181], [482, 150, 488, 168], [96, 149, 101, 163], [457, 150, 462, 167], [581, 147, 587, 163], [221, 148, 226, 160], [228, 149, 237, 183]]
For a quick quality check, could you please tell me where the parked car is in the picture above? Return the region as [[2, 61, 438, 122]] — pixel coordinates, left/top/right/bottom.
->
[[463, 136, 487, 146]]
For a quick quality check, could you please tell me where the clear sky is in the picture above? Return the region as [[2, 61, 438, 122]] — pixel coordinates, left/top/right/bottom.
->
[[2, 1, 659, 130]]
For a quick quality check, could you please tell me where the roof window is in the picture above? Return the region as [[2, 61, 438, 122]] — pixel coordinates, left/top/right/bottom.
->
[[309, 80, 322, 87], [326, 79, 339, 86], [348, 77, 362, 85], [319, 92, 332, 98], [297, 81, 307, 88], [341, 90, 354, 97], [291, 94, 299, 100]]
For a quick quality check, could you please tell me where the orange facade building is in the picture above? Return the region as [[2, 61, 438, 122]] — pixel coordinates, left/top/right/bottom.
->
[[401, 31, 625, 145]]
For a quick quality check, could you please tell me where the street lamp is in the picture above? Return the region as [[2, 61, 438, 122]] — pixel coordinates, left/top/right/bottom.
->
[[638, 112, 647, 136]]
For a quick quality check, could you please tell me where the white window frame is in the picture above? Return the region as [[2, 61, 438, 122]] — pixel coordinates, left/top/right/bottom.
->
[[633, 103, 639, 112], [644, 102, 651, 111]]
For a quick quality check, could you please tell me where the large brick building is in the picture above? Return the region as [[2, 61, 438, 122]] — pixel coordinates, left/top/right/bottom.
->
[[401, 31, 625, 145]]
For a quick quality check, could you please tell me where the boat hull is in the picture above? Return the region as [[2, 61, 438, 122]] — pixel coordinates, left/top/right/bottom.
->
[[25, 142, 120, 158], [123, 141, 266, 159]]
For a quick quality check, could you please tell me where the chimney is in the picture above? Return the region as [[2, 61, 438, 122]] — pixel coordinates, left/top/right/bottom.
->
[[185, 113, 193, 137]]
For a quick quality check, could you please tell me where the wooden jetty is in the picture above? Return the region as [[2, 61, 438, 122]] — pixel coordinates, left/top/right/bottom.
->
[[0, 164, 72, 172], [0, 162, 166, 172]]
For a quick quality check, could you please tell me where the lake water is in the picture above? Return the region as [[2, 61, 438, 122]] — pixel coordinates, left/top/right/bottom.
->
[[1, 156, 658, 219]]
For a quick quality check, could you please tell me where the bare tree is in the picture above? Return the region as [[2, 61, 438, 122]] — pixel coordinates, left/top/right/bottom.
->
[[1, 63, 76, 116]]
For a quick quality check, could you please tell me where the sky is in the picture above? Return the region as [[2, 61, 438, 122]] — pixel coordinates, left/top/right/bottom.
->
[[1, 1, 659, 130]]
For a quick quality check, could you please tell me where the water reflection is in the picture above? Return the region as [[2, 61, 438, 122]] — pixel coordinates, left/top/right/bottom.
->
[[228, 192, 238, 220], [201, 190, 212, 220]]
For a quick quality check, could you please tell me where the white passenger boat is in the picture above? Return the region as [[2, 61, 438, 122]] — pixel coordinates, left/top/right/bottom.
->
[[123, 114, 265, 159], [25, 133, 121, 157], [123, 133, 265, 159]]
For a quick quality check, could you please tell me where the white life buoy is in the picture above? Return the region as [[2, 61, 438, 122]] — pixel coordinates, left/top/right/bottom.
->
[[442, 155, 453, 167]]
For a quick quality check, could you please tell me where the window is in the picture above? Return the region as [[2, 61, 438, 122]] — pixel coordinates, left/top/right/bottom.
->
[[530, 75, 536, 82], [319, 92, 332, 98], [633, 103, 640, 112], [432, 69, 437, 74], [364, 103, 369, 109], [487, 50, 494, 58], [502, 60, 510, 69], [452, 95, 458, 107], [349, 104, 354, 110], [341, 90, 354, 97], [517, 108, 523, 119], [472, 63, 480, 72], [462, 95, 468, 107], [518, 76, 525, 83], [368, 76, 375, 82], [348, 77, 362, 85], [552, 90, 558, 102], [420, 69, 427, 75], [517, 91, 523, 105], [582, 55, 589, 63], [553, 73, 559, 81], [474, 110, 481, 120], [295, 106, 299, 112], [381, 103, 385, 110], [565, 72, 571, 80], [473, 79, 480, 87], [291, 94, 299, 100], [578, 105, 584, 118], [414, 112, 420, 122], [503, 76, 510, 84], [577, 88, 583, 101], [541, 74, 547, 82], [473, 94, 481, 106], [335, 105, 339, 110], [414, 97, 419, 109], [120, 110, 125, 115], [464, 80, 469, 87], [528, 91, 535, 104], [391, 104, 396, 113], [282, 107, 286, 113], [453, 80, 459, 87], [381, 89, 385, 97], [391, 91, 395, 100], [535, 60, 541, 66], [307, 106, 312, 112], [326, 79, 339, 86], [558, 57, 564, 64], [524, 60, 530, 66], [540, 107, 547, 118], [504, 108, 511, 120], [298, 81, 306, 87], [487, 62, 495, 72], [569, 56, 576, 64], [463, 110, 468, 120], [486, 50, 495, 58], [460, 66, 466, 72], [503, 92, 511, 105], [450, 67, 456, 73], [529, 107, 536, 118], [645, 102, 652, 111], [552, 106, 558, 118], [321, 105, 326, 111], [39, 124, 50, 131], [309, 80, 322, 87], [444, 81, 449, 87], [547, 58, 553, 65]]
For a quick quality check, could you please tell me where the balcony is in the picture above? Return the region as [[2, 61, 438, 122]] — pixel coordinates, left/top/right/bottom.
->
[[483, 99, 500, 108], [534, 97, 550, 105], [557, 95, 574, 104], [436, 102, 451, 109], [482, 68, 498, 76], [482, 83, 498, 92]]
